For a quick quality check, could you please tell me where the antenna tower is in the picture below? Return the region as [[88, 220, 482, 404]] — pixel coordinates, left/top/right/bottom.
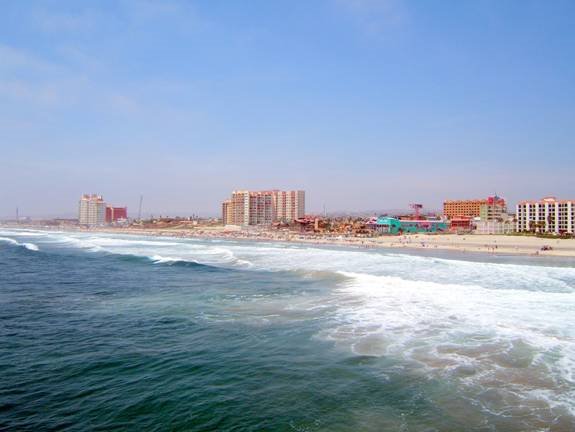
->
[[138, 195, 143, 221]]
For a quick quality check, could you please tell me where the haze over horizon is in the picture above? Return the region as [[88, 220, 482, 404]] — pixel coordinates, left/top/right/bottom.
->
[[1, 0, 574, 218]]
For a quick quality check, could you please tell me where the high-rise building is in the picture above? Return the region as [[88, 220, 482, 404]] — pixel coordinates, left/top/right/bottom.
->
[[223, 190, 276, 226], [276, 190, 305, 222], [248, 191, 275, 225], [222, 190, 305, 226], [78, 194, 106, 226], [106, 206, 128, 223], [443, 196, 506, 219], [229, 190, 251, 226], [516, 197, 574, 234], [222, 200, 232, 225]]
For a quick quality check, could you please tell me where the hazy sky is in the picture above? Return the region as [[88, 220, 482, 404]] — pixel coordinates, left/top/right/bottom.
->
[[1, 0, 574, 218]]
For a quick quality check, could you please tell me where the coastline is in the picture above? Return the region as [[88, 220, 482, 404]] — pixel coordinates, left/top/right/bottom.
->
[[5, 224, 575, 258]]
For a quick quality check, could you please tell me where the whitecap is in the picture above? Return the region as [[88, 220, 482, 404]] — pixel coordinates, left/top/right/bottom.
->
[[0, 237, 39, 251]]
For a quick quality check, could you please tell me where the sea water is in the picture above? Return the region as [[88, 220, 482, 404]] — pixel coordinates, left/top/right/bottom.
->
[[1, 229, 574, 431]]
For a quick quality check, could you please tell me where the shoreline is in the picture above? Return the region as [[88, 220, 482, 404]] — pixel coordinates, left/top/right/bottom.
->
[[4, 224, 575, 258]]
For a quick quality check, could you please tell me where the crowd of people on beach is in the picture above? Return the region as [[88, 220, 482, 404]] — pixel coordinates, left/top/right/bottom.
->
[[5, 222, 573, 257], [88, 227, 570, 257]]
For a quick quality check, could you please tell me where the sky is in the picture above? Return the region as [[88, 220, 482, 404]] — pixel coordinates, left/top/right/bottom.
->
[[1, 0, 574, 218]]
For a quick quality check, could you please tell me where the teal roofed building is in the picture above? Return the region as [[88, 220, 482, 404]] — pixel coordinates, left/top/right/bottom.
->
[[367, 216, 448, 234]]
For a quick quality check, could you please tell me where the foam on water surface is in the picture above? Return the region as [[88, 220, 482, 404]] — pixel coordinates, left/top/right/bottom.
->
[[3, 228, 575, 425], [0, 236, 39, 251]]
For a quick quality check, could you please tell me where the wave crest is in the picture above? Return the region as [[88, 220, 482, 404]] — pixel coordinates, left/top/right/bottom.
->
[[0, 237, 39, 251]]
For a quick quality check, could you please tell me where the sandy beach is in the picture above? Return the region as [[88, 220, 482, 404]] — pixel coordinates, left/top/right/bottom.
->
[[12, 225, 574, 258]]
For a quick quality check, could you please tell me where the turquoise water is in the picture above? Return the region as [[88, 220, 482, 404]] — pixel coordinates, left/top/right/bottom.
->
[[1, 229, 575, 431]]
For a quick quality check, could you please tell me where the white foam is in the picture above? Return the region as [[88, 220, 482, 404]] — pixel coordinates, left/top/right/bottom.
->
[[0, 237, 39, 251], [22, 242, 39, 251], [149, 254, 189, 264], [5, 229, 575, 416], [0, 229, 48, 237], [324, 270, 575, 417], [35, 232, 251, 268], [0, 237, 19, 246]]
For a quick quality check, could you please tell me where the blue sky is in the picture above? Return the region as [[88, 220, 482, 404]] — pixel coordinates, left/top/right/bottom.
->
[[1, 0, 574, 217]]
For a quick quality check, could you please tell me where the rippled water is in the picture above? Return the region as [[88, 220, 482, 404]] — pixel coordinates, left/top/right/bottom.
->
[[1, 229, 574, 431]]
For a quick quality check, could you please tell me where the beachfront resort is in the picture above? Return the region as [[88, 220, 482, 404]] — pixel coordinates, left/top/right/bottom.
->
[[6, 191, 575, 237], [3, 191, 575, 258]]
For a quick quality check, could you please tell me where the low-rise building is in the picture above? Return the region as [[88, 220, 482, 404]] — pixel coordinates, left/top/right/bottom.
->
[[367, 216, 448, 234], [449, 216, 473, 232], [474, 219, 514, 235], [106, 206, 128, 223]]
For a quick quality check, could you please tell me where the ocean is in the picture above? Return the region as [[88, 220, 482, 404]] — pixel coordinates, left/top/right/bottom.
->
[[1, 229, 574, 431]]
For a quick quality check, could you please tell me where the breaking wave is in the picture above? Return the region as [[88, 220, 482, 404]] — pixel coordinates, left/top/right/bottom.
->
[[3, 228, 575, 422], [36, 232, 254, 268], [322, 270, 575, 420], [0, 236, 39, 251]]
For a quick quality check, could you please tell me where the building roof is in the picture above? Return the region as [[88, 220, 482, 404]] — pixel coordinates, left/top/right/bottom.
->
[[518, 197, 575, 204]]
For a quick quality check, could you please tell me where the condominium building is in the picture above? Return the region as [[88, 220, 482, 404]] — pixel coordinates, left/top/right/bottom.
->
[[232, 190, 254, 226], [221, 190, 271, 226], [248, 191, 275, 225], [444, 196, 506, 219], [222, 190, 305, 226], [78, 194, 106, 226], [276, 190, 305, 222], [516, 197, 574, 234]]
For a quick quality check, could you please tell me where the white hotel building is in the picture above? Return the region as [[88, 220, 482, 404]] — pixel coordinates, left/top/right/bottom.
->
[[78, 194, 106, 226], [516, 197, 575, 234]]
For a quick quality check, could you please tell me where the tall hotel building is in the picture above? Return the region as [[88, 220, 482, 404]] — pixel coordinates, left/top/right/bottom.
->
[[443, 196, 506, 219], [222, 190, 305, 226], [516, 197, 574, 234], [78, 194, 106, 226]]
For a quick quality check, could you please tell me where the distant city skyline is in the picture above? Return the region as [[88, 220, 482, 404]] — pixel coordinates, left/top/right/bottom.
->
[[1, 0, 574, 218]]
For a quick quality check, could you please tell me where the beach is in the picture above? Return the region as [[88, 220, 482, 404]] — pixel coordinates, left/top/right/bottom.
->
[[17, 224, 575, 257]]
